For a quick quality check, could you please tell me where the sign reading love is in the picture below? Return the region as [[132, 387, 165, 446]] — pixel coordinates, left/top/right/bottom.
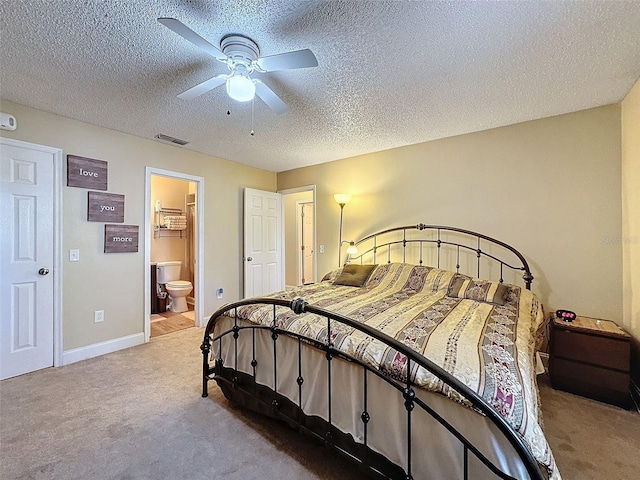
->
[[67, 155, 107, 190]]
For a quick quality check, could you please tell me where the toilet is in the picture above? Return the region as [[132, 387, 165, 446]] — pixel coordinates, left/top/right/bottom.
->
[[156, 261, 193, 313]]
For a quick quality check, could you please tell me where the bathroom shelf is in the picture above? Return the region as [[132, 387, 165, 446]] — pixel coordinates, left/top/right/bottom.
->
[[154, 207, 187, 238], [154, 226, 185, 238]]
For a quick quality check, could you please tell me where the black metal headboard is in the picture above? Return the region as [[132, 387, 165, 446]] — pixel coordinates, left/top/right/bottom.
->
[[347, 223, 534, 289]]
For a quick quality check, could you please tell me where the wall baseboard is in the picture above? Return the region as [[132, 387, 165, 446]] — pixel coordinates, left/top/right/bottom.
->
[[631, 379, 640, 413], [62, 333, 145, 365], [538, 351, 550, 373]]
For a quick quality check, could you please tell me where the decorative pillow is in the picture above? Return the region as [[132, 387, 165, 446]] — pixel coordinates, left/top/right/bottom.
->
[[447, 274, 509, 305], [321, 268, 342, 283], [333, 264, 377, 287]]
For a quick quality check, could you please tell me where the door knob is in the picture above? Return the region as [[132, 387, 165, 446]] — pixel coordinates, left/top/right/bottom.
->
[[246, 257, 253, 262], [38, 268, 50, 275]]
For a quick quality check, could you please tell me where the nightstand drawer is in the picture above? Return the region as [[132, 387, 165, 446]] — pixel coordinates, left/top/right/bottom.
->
[[550, 357, 630, 407], [553, 328, 630, 371]]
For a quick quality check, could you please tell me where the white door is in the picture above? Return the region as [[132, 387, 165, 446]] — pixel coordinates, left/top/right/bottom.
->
[[244, 188, 283, 297], [298, 202, 314, 285], [0, 141, 55, 379]]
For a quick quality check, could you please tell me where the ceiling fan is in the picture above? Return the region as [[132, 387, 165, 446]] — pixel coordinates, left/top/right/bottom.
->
[[158, 18, 318, 114]]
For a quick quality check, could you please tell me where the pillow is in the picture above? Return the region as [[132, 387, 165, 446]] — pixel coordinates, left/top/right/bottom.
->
[[333, 264, 377, 287], [447, 274, 509, 305], [321, 268, 342, 283]]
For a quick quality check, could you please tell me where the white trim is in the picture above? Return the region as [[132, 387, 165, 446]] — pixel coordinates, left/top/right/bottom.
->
[[53, 144, 63, 367], [537, 352, 549, 374], [296, 200, 314, 285], [279, 185, 317, 283], [280, 192, 286, 292], [62, 333, 145, 365], [279, 184, 316, 195], [296, 200, 303, 285], [0, 138, 63, 368], [631, 379, 640, 413], [144, 167, 205, 340]]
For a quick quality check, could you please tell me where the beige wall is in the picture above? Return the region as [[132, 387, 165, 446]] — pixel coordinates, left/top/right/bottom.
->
[[2, 96, 633, 361], [622, 77, 640, 378], [0, 99, 276, 351], [278, 105, 623, 325]]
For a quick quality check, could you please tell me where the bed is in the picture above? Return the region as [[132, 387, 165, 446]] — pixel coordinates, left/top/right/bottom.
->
[[202, 224, 560, 480]]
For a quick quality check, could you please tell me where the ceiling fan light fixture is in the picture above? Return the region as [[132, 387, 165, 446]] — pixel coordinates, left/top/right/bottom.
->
[[159, 19, 317, 113], [226, 74, 256, 102]]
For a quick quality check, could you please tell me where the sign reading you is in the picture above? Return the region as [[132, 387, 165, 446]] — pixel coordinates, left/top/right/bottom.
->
[[88, 191, 124, 223], [67, 155, 107, 190], [104, 224, 139, 253]]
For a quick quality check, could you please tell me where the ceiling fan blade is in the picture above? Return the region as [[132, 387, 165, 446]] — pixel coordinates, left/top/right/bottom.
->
[[255, 81, 289, 114], [158, 17, 227, 60], [256, 49, 318, 72], [177, 75, 227, 101]]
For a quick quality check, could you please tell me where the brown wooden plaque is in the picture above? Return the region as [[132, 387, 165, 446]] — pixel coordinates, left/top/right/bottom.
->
[[104, 224, 139, 253], [88, 191, 124, 222], [67, 155, 108, 190]]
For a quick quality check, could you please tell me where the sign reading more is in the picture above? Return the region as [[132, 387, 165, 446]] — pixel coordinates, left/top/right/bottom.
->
[[67, 155, 108, 190], [88, 191, 124, 223], [104, 224, 139, 253]]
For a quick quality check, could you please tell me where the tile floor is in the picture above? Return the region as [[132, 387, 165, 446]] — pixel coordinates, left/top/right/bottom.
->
[[150, 304, 195, 337]]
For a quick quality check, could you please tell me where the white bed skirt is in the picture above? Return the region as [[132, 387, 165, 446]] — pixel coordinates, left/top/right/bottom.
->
[[212, 316, 539, 480]]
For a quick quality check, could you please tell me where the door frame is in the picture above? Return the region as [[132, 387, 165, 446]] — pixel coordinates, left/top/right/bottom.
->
[[0, 137, 63, 368], [144, 167, 205, 341], [296, 200, 314, 285], [279, 185, 317, 284]]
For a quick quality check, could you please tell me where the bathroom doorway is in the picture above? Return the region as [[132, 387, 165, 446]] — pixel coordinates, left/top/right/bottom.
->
[[144, 168, 204, 341]]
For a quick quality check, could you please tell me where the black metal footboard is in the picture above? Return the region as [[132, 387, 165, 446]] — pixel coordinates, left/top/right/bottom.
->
[[202, 297, 547, 480]]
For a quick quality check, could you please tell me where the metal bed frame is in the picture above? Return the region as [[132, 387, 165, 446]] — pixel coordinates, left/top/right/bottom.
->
[[201, 225, 545, 480], [346, 224, 533, 289]]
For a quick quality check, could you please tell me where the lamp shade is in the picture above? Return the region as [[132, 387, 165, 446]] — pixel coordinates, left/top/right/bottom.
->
[[226, 75, 256, 102], [334, 193, 352, 205], [346, 242, 358, 255]]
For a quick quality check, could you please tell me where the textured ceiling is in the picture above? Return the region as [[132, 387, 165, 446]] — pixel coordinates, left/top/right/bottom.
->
[[1, 1, 640, 172]]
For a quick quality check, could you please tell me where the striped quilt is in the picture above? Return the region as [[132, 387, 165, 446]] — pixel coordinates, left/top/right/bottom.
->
[[230, 263, 558, 479]]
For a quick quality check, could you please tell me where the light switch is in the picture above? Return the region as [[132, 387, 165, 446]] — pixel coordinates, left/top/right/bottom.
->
[[69, 249, 80, 262]]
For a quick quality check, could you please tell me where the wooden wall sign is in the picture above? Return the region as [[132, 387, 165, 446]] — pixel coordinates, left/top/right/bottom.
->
[[67, 155, 108, 190], [88, 191, 124, 222], [104, 224, 139, 253]]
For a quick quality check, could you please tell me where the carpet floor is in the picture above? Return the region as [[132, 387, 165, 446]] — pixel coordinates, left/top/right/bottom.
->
[[1, 326, 639, 480]]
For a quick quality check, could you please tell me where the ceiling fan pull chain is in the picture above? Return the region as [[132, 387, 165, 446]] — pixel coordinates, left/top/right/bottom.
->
[[250, 97, 255, 137]]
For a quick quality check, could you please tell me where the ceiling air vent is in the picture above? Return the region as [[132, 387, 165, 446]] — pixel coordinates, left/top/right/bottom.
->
[[154, 133, 189, 146]]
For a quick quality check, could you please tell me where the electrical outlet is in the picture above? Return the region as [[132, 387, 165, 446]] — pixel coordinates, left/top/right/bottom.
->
[[94, 310, 104, 323], [319, 245, 325, 253], [69, 249, 80, 262], [216, 288, 223, 299]]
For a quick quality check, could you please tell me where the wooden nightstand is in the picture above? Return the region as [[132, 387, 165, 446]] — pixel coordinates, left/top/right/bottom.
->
[[549, 315, 631, 408]]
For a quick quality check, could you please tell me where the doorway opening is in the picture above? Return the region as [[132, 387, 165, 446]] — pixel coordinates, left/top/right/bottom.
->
[[280, 186, 316, 288], [144, 168, 204, 341]]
